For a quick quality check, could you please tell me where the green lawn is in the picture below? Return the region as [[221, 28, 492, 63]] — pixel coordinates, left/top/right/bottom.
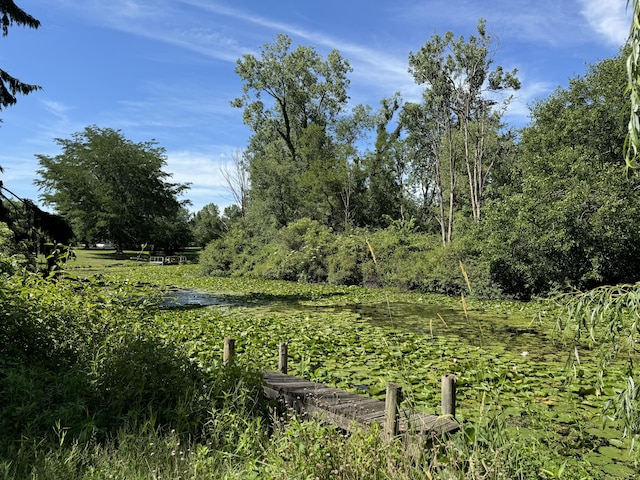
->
[[50, 246, 202, 272]]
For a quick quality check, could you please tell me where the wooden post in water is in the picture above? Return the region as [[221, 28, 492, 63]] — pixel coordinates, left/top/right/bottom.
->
[[441, 374, 457, 418], [223, 337, 235, 365], [384, 383, 402, 439], [278, 342, 288, 374]]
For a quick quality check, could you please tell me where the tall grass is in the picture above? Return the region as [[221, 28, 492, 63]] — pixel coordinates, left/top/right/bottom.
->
[[0, 269, 268, 479], [1, 410, 587, 480]]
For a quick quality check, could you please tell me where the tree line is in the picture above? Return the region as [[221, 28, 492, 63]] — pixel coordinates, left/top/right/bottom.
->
[[228, 24, 519, 236], [198, 24, 638, 299]]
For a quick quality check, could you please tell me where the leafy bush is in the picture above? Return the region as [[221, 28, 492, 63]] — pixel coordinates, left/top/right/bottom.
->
[[198, 217, 503, 297], [199, 238, 233, 276], [199, 220, 261, 276], [0, 222, 30, 276], [253, 218, 334, 282], [326, 230, 370, 285], [401, 234, 500, 298], [362, 224, 438, 290], [359, 223, 498, 296]]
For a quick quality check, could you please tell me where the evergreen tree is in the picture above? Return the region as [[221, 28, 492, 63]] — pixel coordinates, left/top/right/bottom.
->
[[0, 0, 41, 114]]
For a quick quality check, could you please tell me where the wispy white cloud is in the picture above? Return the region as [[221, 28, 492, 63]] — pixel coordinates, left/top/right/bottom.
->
[[64, 0, 419, 110], [136, 27, 244, 64], [93, 78, 245, 147], [177, 0, 417, 101], [578, 0, 630, 46], [166, 149, 230, 188], [56, 0, 247, 62], [41, 100, 72, 119], [46, 1, 431, 108], [36, 98, 87, 143], [186, 186, 235, 211], [0, 153, 39, 182], [166, 148, 241, 210], [391, 0, 615, 48]]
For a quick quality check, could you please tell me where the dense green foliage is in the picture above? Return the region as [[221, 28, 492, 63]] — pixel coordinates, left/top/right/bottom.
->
[[199, 217, 496, 296], [625, 0, 640, 167], [232, 33, 354, 229], [2, 9, 640, 478], [35, 126, 191, 251], [0, 272, 260, 435], [2, 238, 639, 478], [189, 202, 225, 247], [559, 283, 640, 439], [481, 52, 639, 297], [0, 265, 269, 478], [229, 27, 519, 236], [196, 39, 640, 301], [0, 221, 28, 274]]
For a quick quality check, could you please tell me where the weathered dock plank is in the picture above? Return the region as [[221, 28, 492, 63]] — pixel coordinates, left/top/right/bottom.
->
[[263, 370, 459, 436]]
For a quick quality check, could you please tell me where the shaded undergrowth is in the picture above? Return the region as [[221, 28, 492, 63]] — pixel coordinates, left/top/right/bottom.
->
[[0, 271, 268, 478]]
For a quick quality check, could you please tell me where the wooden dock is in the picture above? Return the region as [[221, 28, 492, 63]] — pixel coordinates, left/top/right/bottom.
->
[[263, 369, 459, 436], [222, 337, 459, 439]]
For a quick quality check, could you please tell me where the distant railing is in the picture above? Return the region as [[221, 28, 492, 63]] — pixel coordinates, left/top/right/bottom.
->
[[147, 255, 187, 265]]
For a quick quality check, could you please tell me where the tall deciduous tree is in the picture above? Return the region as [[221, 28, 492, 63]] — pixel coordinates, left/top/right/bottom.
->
[[362, 94, 410, 228], [625, 0, 640, 167], [560, 1, 640, 438], [232, 34, 352, 227], [0, 1, 41, 114], [402, 93, 457, 244], [220, 150, 250, 216], [35, 126, 190, 250], [190, 203, 225, 247], [407, 19, 519, 229], [333, 104, 372, 229], [151, 206, 193, 255]]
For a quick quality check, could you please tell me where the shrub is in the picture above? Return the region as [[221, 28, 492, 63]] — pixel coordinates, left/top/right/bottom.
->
[[0, 271, 269, 455], [199, 221, 261, 277], [198, 216, 502, 298], [361, 225, 501, 298], [0, 222, 30, 276], [326, 231, 369, 286], [253, 218, 334, 283]]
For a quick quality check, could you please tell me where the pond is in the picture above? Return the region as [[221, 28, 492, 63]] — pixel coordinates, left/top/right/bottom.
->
[[161, 288, 230, 308], [343, 302, 562, 362], [163, 287, 561, 362], [117, 271, 637, 477]]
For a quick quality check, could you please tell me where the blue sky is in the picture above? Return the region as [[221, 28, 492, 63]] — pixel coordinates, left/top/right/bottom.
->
[[0, 0, 631, 213]]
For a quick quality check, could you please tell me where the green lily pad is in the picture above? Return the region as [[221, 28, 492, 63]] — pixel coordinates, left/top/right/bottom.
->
[[585, 427, 621, 440], [598, 445, 631, 462], [583, 452, 609, 466], [600, 462, 636, 478]]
